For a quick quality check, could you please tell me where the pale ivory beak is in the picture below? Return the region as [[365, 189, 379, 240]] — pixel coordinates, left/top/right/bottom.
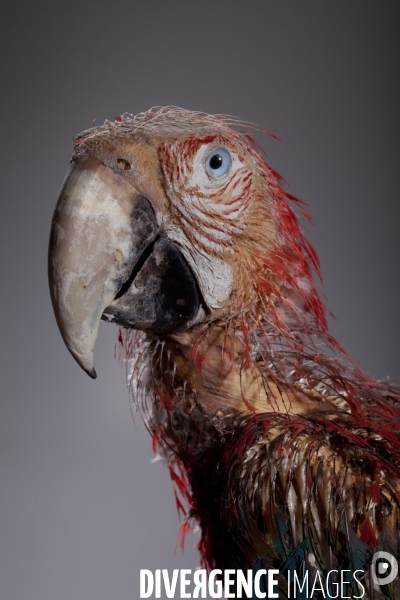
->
[[48, 157, 155, 378]]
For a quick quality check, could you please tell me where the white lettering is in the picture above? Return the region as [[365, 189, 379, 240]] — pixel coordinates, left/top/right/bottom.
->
[[326, 570, 339, 598], [155, 569, 161, 598], [353, 570, 365, 599], [268, 569, 279, 598], [292, 571, 308, 597], [237, 569, 253, 598], [140, 570, 153, 598], [310, 571, 326, 597], [254, 570, 266, 599], [162, 569, 179, 598], [224, 570, 236, 598], [138, 567, 365, 599], [208, 570, 223, 598], [193, 569, 207, 599], [341, 570, 351, 598], [180, 569, 191, 598]]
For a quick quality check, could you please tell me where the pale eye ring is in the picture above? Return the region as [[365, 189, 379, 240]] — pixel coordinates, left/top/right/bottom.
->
[[206, 147, 231, 177]]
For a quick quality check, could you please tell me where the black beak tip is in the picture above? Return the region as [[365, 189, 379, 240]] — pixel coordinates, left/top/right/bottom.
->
[[87, 368, 97, 380]]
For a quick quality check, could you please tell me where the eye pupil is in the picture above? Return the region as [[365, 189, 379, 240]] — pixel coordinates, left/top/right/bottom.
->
[[209, 154, 223, 170], [206, 147, 231, 177]]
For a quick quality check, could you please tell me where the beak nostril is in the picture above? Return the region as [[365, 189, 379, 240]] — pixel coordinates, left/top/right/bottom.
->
[[117, 158, 131, 171]]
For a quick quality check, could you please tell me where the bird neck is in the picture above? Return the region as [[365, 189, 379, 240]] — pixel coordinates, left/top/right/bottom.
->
[[151, 324, 319, 417]]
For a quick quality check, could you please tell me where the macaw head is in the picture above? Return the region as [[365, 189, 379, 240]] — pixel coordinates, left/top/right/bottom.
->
[[49, 108, 326, 378]]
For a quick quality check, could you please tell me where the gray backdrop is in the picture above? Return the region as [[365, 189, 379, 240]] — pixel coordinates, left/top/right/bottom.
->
[[1, 2, 399, 599]]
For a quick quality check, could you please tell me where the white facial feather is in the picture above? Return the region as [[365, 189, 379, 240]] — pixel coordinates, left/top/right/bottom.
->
[[161, 141, 252, 310]]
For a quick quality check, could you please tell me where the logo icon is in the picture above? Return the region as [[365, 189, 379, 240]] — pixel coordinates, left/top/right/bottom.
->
[[371, 551, 398, 587]]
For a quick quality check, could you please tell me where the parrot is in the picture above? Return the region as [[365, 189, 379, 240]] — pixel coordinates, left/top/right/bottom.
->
[[48, 107, 400, 599]]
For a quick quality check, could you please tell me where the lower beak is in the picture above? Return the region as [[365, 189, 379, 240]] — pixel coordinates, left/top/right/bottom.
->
[[48, 156, 201, 378]]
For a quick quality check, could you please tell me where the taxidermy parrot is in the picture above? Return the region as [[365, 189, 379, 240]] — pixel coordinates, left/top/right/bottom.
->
[[48, 108, 400, 599]]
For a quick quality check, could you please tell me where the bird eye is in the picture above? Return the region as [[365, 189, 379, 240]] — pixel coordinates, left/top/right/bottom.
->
[[206, 148, 231, 177]]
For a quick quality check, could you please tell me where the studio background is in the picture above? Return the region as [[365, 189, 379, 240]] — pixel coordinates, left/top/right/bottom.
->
[[1, 2, 399, 599]]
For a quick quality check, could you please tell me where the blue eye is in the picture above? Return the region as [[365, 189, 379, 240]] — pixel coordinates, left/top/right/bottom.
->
[[206, 147, 231, 177]]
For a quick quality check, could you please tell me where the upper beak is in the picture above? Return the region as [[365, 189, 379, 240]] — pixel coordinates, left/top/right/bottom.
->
[[48, 156, 157, 378], [48, 154, 200, 378]]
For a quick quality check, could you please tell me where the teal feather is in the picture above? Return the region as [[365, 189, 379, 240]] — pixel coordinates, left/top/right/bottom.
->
[[282, 538, 309, 599]]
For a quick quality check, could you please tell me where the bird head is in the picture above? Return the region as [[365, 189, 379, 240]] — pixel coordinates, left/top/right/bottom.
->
[[49, 108, 326, 379]]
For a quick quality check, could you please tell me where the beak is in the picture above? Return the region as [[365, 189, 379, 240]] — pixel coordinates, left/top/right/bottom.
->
[[48, 156, 200, 377]]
